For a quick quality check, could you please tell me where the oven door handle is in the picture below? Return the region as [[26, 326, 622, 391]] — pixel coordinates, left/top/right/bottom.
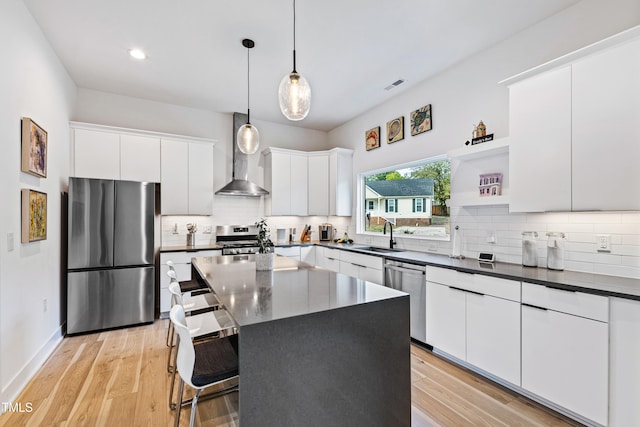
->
[[384, 265, 425, 275]]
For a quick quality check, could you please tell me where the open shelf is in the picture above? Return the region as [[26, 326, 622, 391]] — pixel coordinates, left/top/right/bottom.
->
[[450, 194, 510, 207], [447, 138, 509, 161], [448, 137, 510, 208]]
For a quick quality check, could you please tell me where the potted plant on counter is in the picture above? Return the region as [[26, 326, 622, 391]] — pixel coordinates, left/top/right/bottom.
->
[[255, 218, 274, 270]]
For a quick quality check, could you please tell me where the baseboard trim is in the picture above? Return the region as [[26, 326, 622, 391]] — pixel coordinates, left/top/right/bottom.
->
[[1, 326, 63, 410]]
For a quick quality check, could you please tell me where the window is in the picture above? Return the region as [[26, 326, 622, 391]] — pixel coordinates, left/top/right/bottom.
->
[[361, 156, 450, 239], [413, 198, 425, 213], [385, 199, 397, 213]]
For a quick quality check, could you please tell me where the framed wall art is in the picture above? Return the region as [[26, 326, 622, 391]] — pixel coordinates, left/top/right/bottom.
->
[[21, 189, 47, 243], [21, 117, 48, 178], [410, 104, 432, 136], [386, 116, 404, 143], [365, 126, 380, 151]]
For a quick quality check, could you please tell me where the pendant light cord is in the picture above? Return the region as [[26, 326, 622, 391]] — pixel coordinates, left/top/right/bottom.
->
[[292, 0, 297, 73], [247, 44, 251, 123]]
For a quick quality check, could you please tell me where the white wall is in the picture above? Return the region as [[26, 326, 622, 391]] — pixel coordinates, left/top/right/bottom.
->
[[328, 0, 640, 278], [0, 0, 76, 403]]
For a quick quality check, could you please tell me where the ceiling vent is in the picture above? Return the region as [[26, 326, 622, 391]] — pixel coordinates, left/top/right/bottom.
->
[[384, 79, 406, 91]]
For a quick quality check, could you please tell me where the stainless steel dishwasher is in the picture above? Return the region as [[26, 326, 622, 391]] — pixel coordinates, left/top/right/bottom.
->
[[384, 259, 426, 343]]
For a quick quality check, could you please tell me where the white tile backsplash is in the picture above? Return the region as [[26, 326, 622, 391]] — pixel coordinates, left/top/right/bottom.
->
[[162, 202, 640, 279], [448, 207, 640, 279]]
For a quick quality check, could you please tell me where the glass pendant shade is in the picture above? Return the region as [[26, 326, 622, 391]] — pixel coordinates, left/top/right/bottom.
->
[[237, 123, 259, 154], [279, 71, 311, 121]]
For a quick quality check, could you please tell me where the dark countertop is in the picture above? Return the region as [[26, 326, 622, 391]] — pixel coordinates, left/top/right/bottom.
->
[[160, 243, 223, 252], [317, 243, 640, 301], [191, 254, 407, 327], [165, 240, 639, 300]]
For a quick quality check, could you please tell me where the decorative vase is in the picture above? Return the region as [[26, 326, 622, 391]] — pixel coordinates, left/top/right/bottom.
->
[[255, 252, 274, 271]]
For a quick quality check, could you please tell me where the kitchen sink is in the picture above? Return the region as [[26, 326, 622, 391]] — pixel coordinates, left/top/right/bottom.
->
[[352, 246, 406, 254]]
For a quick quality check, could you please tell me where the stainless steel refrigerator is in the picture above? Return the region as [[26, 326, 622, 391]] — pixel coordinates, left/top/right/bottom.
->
[[67, 178, 155, 334]]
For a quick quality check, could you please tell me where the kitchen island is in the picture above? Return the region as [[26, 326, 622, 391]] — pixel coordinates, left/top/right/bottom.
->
[[192, 254, 411, 426]]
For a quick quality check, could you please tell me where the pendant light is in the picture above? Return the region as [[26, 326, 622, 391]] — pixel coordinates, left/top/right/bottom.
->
[[237, 38, 260, 154], [278, 0, 311, 121]]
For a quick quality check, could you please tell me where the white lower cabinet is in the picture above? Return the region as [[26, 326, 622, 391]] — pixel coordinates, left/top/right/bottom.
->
[[274, 246, 301, 260], [609, 297, 640, 427], [466, 292, 520, 385], [159, 250, 221, 315], [426, 282, 466, 360], [521, 282, 608, 425], [300, 246, 315, 266], [426, 266, 521, 386], [338, 251, 383, 285], [315, 247, 340, 272]]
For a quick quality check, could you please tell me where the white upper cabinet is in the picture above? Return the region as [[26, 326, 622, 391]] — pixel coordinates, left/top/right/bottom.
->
[[72, 125, 162, 182], [329, 149, 353, 216], [508, 66, 572, 212], [71, 124, 216, 212], [263, 148, 308, 216], [187, 141, 215, 215], [505, 28, 640, 212], [72, 128, 121, 180], [263, 147, 353, 217], [290, 152, 309, 216], [571, 37, 640, 211], [160, 139, 188, 214], [308, 153, 329, 215], [120, 134, 161, 182], [161, 139, 214, 215]]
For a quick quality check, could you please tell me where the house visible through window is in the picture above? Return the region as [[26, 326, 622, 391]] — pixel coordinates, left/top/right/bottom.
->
[[361, 156, 450, 239]]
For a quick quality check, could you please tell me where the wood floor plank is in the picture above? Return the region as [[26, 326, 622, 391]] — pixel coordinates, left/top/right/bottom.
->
[[412, 345, 518, 405], [0, 321, 583, 427]]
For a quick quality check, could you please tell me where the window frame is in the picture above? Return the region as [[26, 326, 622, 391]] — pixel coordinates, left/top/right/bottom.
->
[[357, 154, 450, 242]]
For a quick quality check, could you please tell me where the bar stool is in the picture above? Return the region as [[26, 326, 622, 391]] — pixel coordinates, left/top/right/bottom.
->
[[170, 304, 239, 427], [165, 269, 219, 347], [167, 280, 236, 410], [166, 260, 209, 294]]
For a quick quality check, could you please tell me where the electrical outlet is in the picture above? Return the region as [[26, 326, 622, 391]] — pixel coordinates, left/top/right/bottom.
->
[[596, 234, 611, 252], [427, 243, 438, 252], [172, 223, 179, 234], [203, 225, 212, 234], [43, 298, 47, 312]]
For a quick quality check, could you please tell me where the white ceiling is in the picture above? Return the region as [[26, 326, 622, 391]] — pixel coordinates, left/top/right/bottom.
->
[[23, 0, 580, 131]]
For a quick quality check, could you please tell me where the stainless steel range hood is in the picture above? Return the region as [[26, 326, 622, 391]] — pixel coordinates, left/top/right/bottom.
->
[[215, 112, 269, 197]]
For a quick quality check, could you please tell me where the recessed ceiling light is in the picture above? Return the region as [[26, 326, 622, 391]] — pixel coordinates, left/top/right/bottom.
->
[[128, 49, 146, 60]]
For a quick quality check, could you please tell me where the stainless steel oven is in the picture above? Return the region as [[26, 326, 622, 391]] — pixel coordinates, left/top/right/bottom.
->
[[216, 225, 260, 255], [384, 260, 427, 343]]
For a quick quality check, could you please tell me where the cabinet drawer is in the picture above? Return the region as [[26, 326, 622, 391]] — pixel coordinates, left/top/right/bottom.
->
[[275, 246, 301, 258], [522, 282, 608, 322], [161, 249, 221, 265], [426, 266, 458, 286], [473, 274, 520, 302], [340, 251, 383, 270]]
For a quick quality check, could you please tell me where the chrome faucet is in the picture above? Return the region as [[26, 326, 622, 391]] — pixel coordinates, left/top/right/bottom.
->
[[383, 220, 396, 249]]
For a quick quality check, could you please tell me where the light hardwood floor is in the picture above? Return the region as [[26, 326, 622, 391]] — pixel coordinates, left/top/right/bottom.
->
[[0, 320, 581, 426]]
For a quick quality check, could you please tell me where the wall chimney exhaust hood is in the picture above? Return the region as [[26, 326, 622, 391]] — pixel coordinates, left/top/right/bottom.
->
[[215, 112, 269, 196]]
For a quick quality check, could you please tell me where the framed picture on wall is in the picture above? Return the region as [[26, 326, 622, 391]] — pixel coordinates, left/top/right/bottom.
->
[[386, 116, 404, 143], [21, 117, 48, 178], [21, 189, 47, 243], [365, 126, 381, 151], [410, 104, 432, 136]]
